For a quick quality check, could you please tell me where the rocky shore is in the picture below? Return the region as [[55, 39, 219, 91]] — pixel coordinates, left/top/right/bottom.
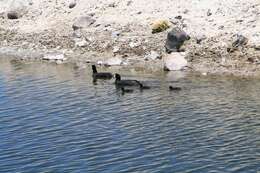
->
[[0, 0, 260, 76]]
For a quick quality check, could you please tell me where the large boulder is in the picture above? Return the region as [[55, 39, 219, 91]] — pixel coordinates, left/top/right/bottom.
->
[[72, 16, 96, 30], [163, 52, 187, 71], [6, 0, 30, 19], [165, 28, 190, 53]]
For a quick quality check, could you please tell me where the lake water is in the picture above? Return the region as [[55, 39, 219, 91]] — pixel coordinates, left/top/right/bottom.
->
[[0, 59, 259, 173]]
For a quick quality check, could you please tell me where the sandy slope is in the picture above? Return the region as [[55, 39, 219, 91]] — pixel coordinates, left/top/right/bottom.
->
[[0, 0, 260, 75], [1, 0, 259, 38]]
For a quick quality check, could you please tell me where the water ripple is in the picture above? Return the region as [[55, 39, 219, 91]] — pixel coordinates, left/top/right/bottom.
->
[[0, 60, 259, 173]]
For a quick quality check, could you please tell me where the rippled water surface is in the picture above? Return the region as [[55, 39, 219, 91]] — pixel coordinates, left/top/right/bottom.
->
[[0, 59, 259, 173]]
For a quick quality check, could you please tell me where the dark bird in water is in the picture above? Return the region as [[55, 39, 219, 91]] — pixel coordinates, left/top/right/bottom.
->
[[139, 83, 151, 90], [115, 73, 143, 87], [169, 86, 182, 91], [121, 87, 134, 94], [92, 65, 113, 79]]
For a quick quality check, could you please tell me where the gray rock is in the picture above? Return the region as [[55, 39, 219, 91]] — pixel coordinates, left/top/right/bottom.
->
[[74, 38, 88, 47], [127, 0, 133, 6], [108, 2, 116, 8], [69, 1, 76, 9], [7, 11, 19, 19], [145, 51, 161, 60], [129, 42, 141, 48], [196, 34, 206, 44], [111, 31, 121, 38], [218, 25, 224, 30], [7, 0, 30, 19], [183, 9, 189, 14], [72, 16, 96, 30], [254, 45, 260, 51], [72, 30, 82, 38], [87, 12, 95, 17], [232, 34, 248, 48], [175, 15, 182, 20], [207, 9, 212, 16], [236, 19, 243, 23], [165, 28, 190, 53], [113, 46, 120, 53], [56, 60, 64, 65]]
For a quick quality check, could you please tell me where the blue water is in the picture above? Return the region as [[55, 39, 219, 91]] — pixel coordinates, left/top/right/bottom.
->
[[0, 59, 259, 173]]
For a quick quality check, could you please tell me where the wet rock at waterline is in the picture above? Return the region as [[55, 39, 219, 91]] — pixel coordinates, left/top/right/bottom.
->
[[104, 57, 123, 66], [72, 16, 96, 30], [163, 52, 187, 71], [165, 28, 190, 53], [43, 53, 67, 62]]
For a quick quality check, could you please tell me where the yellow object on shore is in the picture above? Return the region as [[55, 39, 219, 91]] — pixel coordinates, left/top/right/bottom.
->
[[151, 20, 170, 34]]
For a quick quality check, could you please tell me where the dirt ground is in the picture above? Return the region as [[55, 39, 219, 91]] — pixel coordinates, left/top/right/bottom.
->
[[0, 0, 260, 76]]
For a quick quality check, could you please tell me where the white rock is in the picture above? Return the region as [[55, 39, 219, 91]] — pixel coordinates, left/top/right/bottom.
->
[[164, 52, 187, 71], [97, 60, 103, 65], [129, 42, 140, 48], [43, 53, 67, 61], [113, 46, 120, 53], [105, 57, 122, 66], [145, 51, 161, 60], [221, 57, 226, 64], [72, 16, 96, 30], [74, 38, 88, 47], [111, 31, 121, 38], [122, 61, 128, 66], [56, 60, 63, 65]]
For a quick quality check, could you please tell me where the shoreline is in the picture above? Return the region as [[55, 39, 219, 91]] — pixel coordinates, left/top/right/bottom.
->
[[1, 43, 260, 79]]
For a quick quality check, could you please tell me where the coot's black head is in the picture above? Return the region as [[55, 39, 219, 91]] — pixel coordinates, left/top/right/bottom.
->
[[115, 73, 121, 81], [92, 65, 97, 73]]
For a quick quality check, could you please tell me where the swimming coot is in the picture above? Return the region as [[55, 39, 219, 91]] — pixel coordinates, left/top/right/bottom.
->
[[169, 86, 182, 91], [140, 84, 151, 90], [121, 87, 134, 94], [92, 65, 113, 79], [115, 73, 142, 87]]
